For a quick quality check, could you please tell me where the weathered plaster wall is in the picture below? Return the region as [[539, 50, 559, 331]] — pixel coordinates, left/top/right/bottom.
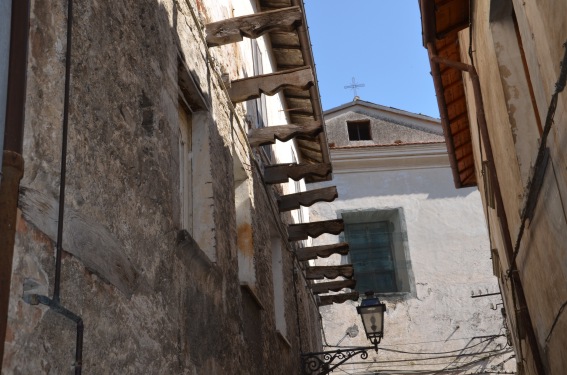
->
[[457, 1, 567, 374], [310, 107, 513, 374], [312, 164, 513, 373], [324, 103, 443, 148], [3, 0, 321, 373]]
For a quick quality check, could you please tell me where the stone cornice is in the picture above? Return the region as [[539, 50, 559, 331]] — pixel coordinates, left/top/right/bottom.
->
[[330, 142, 449, 173]]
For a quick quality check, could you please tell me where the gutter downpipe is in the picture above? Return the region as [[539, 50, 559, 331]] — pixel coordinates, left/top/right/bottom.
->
[[429, 54, 546, 375], [39, 0, 82, 371], [23, 0, 83, 373], [0, 0, 30, 368]]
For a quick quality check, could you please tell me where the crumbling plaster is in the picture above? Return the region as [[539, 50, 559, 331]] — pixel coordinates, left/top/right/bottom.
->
[[310, 107, 513, 373]]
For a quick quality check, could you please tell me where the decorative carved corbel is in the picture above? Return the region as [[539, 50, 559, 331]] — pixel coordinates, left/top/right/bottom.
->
[[248, 122, 322, 147], [310, 279, 356, 295], [318, 292, 360, 306], [264, 163, 332, 184], [295, 243, 350, 261], [229, 67, 314, 103], [305, 265, 354, 280], [278, 186, 338, 212], [206, 6, 303, 47], [288, 219, 344, 241]]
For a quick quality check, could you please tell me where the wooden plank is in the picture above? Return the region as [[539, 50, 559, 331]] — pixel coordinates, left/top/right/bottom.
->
[[229, 67, 314, 103], [318, 292, 360, 306], [264, 162, 331, 184], [206, 6, 302, 47], [248, 121, 322, 147], [18, 187, 139, 297], [310, 279, 356, 294], [295, 243, 350, 261], [288, 219, 344, 241], [278, 186, 338, 212], [305, 265, 354, 280]]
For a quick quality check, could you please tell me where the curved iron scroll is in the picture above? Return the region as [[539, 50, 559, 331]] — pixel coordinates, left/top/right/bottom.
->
[[301, 346, 375, 375]]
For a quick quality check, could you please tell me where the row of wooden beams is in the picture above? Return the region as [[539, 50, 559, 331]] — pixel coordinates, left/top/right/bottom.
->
[[247, 121, 322, 147], [318, 292, 359, 306], [229, 66, 314, 103], [310, 279, 356, 294], [278, 186, 338, 212], [288, 219, 344, 241], [295, 242, 349, 261], [205, 6, 302, 47], [263, 162, 332, 184]]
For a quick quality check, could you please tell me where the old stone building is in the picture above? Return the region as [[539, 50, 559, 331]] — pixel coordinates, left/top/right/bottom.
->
[[420, 0, 567, 374], [0, 0, 348, 373], [310, 99, 515, 374]]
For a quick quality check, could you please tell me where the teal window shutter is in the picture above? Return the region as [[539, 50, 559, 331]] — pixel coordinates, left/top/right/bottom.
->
[[345, 221, 397, 293]]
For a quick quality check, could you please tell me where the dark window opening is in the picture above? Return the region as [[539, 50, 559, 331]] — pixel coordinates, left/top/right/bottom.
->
[[347, 121, 371, 141]]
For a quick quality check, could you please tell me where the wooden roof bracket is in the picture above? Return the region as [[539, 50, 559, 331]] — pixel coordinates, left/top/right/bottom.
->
[[205, 6, 303, 47], [277, 186, 338, 212], [318, 292, 359, 306], [305, 265, 353, 280], [228, 66, 314, 103], [295, 242, 350, 261], [247, 121, 322, 147], [287, 219, 344, 241], [310, 279, 356, 295], [263, 162, 332, 184]]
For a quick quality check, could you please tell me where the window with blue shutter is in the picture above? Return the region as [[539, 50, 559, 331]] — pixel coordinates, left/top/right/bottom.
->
[[340, 209, 414, 296], [345, 221, 397, 293]]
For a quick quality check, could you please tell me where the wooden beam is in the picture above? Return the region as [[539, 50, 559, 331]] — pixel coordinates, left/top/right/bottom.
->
[[264, 162, 332, 184], [318, 292, 360, 306], [288, 219, 344, 241], [310, 279, 356, 294], [229, 67, 314, 103], [206, 6, 302, 47], [305, 265, 354, 280], [248, 121, 322, 147], [295, 243, 350, 261], [278, 186, 338, 212]]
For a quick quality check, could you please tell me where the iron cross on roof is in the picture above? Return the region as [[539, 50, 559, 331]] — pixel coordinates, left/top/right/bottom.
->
[[344, 77, 365, 99]]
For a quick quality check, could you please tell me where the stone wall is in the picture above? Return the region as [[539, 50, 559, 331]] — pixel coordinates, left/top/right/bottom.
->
[[3, 0, 322, 373]]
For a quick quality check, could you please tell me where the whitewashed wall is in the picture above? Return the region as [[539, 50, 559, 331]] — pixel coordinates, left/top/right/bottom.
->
[[309, 105, 515, 374]]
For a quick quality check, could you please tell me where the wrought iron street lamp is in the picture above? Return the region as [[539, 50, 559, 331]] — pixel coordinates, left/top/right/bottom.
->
[[301, 292, 386, 375], [357, 292, 386, 346]]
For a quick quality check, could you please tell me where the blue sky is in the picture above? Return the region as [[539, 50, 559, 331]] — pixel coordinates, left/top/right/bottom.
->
[[304, 1, 440, 118]]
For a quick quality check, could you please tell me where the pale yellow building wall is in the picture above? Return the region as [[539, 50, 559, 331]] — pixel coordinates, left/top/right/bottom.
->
[[457, 1, 567, 374]]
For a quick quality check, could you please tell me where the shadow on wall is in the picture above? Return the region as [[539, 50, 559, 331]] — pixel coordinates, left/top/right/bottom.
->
[[336, 169, 478, 200]]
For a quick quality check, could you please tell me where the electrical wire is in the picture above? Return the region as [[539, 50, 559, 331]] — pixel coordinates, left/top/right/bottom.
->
[[340, 348, 512, 365], [344, 349, 513, 374], [377, 336, 500, 356]]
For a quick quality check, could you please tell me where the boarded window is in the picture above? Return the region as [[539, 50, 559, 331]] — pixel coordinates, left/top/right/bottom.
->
[[345, 221, 396, 293], [347, 120, 371, 141], [341, 209, 413, 295]]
